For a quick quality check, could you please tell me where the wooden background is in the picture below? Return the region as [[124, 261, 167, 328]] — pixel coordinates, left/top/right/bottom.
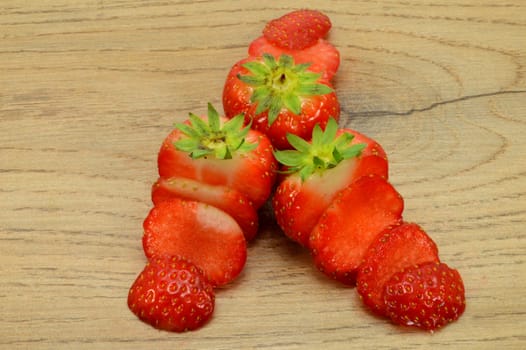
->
[[1, 1, 525, 349]]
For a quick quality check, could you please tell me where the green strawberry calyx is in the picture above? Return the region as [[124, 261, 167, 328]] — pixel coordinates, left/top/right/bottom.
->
[[237, 53, 333, 126], [174, 103, 257, 160], [274, 118, 366, 181]]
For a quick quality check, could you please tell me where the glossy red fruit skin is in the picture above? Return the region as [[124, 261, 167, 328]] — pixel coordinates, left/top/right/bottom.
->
[[127, 255, 215, 332], [151, 177, 259, 242], [157, 122, 277, 209], [356, 222, 440, 316], [222, 56, 340, 150], [248, 36, 340, 81], [272, 129, 388, 248], [383, 262, 466, 331], [263, 9, 332, 50], [310, 175, 404, 285]]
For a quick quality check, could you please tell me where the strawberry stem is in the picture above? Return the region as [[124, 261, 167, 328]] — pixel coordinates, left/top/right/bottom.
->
[[174, 103, 257, 160], [274, 118, 366, 181], [237, 54, 333, 126]]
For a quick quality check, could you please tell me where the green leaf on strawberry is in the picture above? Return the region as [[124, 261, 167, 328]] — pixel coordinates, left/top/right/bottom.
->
[[174, 103, 256, 160], [237, 53, 333, 126], [274, 118, 366, 181]]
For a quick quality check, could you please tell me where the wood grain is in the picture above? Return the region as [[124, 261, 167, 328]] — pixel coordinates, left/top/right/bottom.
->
[[1, 1, 525, 349]]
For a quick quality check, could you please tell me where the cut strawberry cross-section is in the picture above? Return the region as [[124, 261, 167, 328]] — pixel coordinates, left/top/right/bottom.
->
[[142, 198, 247, 287]]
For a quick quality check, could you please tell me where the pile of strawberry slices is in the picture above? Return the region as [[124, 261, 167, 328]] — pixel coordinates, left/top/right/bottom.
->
[[127, 9, 466, 333], [128, 104, 277, 332]]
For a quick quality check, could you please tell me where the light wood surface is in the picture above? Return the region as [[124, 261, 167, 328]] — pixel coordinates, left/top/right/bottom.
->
[[1, 1, 525, 349]]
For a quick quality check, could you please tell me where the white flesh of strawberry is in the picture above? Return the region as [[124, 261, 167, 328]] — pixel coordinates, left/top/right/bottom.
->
[[189, 130, 260, 188], [196, 202, 243, 236], [302, 157, 358, 203], [164, 177, 225, 202]]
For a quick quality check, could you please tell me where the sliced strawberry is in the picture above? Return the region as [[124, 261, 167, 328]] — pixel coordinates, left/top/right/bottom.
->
[[151, 177, 259, 242], [127, 255, 215, 332], [223, 54, 340, 150], [157, 103, 277, 209], [383, 262, 466, 331], [356, 222, 440, 316], [142, 198, 247, 287], [262, 9, 332, 50], [272, 119, 388, 247], [309, 175, 404, 285], [248, 36, 340, 81]]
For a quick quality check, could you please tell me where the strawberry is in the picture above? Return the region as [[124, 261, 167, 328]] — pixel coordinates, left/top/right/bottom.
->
[[262, 9, 332, 50], [142, 198, 247, 287], [248, 37, 340, 82], [383, 262, 466, 331], [151, 177, 259, 241], [157, 103, 277, 209], [309, 175, 404, 285], [223, 53, 340, 150], [127, 255, 215, 332], [356, 222, 440, 316], [249, 10, 339, 81], [272, 118, 388, 247]]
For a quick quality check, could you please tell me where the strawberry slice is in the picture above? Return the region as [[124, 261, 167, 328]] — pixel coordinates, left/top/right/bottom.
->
[[157, 103, 277, 209], [309, 175, 404, 285], [151, 177, 259, 241], [383, 262, 466, 331], [356, 222, 440, 316], [127, 255, 215, 332], [248, 36, 340, 81], [142, 198, 247, 287], [272, 118, 388, 247], [263, 9, 332, 50]]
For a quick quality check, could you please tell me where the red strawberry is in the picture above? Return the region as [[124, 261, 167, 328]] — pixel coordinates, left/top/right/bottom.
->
[[262, 9, 332, 50], [356, 222, 440, 316], [157, 103, 277, 209], [127, 255, 215, 332], [309, 175, 404, 285], [383, 262, 466, 331], [223, 54, 340, 150], [152, 177, 259, 241], [142, 198, 247, 287], [248, 36, 340, 81], [272, 118, 388, 247]]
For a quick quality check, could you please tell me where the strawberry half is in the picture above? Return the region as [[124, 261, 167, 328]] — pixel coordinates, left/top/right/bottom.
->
[[127, 255, 215, 332], [248, 36, 340, 81], [151, 177, 259, 241], [223, 53, 340, 150], [142, 198, 247, 287], [356, 222, 440, 316], [263, 9, 332, 50], [309, 175, 404, 285], [157, 103, 277, 209], [383, 262, 466, 331], [272, 118, 388, 247]]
